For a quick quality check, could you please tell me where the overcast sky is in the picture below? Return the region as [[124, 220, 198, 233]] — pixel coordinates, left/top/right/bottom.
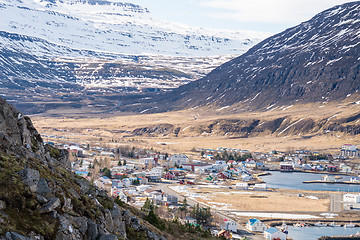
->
[[126, 0, 355, 33]]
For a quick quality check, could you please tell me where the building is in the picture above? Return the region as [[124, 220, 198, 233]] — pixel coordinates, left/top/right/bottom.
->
[[253, 184, 268, 191], [341, 144, 360, 158], [343, 194, 360, 203], [340, 164, 352, 173], [170, 154, 189, 166], [220, 219, 237, 232], [280, 162, 294, 172], [235, 182, 249, 190], [246, 219, 267, 232], [264, 227, 287, 240]]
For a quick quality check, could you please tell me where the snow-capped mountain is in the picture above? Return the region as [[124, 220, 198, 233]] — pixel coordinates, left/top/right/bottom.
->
[[0, 0, 268, 56], [131, 1, 360, 113], [0, 0, 270, 113]]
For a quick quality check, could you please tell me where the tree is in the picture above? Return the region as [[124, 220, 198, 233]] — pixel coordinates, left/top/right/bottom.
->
[[179, 198, 188, 217], [123, 159, 127, 165], [133, 178, 140, 186], [102, 168, 112, 178], [191, 203, 212, 226], [118, 161, 122, 166]]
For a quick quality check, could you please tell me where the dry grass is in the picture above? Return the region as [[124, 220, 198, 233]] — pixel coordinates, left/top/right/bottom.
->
[[191, 188, 330, 212], [32, 101, 360, 155]]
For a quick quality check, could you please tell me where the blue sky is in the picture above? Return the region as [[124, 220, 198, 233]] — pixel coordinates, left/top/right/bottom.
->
[[126, 0, 354, 33]]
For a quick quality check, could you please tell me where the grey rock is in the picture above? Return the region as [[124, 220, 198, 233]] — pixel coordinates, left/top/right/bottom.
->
[[62, 198, 73, 213], [104, 209, 114, 232], [0, 200, 6, 210], [86, 221, 99, 240], [69, 216, 88, 236], [49, 211, 59, 219], [19, 168, 40, 193], [98, 235, 118, 240], [39, 198, 60, 213], [5, 232, 29, 240], [68, 188, 80, 199], [36, 178, 52, 199], [76, 178, 90, 194], [55, 216, 82, 240], [36, 194, 48, 204], [110, 204, 126, 239]]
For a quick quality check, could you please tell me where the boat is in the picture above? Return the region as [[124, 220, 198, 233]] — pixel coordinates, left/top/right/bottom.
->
[[314, 222, 327, 227], [329, 221, 341, 227], [344, 222, 355, 228]]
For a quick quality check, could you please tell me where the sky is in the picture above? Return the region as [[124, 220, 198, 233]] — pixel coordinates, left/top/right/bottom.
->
[[125, 0, 355, 33]]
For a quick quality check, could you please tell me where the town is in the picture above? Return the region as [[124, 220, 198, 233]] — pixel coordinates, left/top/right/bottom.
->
[[44, 136, 360, 240]]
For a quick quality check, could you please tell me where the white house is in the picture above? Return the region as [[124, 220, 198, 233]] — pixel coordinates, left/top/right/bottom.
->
[[235, 182, 249, 190], [220, 219, 237, 232], [253, 184, 268, 191], [343, 194, 360, 203], [246, 219, 267, 232], [170, 154, 189, 165], [264, 227, 286, 240], [340, 164, 352, 173], [140, 158, 156, 167]]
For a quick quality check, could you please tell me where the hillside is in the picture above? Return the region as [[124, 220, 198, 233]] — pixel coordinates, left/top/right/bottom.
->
[[0, 97, 216, 239], [0, 0, 270, 115], [124, 1, 360, 113]]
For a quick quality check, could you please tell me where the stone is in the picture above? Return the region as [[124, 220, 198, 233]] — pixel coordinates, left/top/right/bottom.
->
[[0, 200, 6, 210], [68, 188, 80, 199], [36, 195, 48, 204], [86, 221, 99, 240], [98, 235, 118, 240], [39, 198, 60, 213], [36, 178, 52, 199], [76, 178, 90, 194], [55, 216, 82, 240], [5, 232, 30, 240], [62, 198, 73, 213], [19, 168, 40, 193], [104, 209, 114, 232]]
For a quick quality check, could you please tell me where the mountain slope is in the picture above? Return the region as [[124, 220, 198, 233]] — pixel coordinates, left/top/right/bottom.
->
[[133, 1, 360, 113], [0, 0, 267, 57]]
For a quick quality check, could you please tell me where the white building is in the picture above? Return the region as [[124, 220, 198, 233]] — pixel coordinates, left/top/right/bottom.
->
[[170, 154, 189, 165], [246, 219, 267, 232], [235, 182, 249, 190], [340, 164, 352, 173], [264, 227, 286, 240], [343, 194, 360, 203], [253, 184, 268, 191], [220, 219, 237, 232], [341, 144, 360, 157]]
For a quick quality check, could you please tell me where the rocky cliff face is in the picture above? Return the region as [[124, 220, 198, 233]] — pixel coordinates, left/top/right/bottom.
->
[[0, 97, 166, 239]]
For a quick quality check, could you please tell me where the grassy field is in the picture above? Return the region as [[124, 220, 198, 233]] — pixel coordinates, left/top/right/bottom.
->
[[32, 101, 360, 155]]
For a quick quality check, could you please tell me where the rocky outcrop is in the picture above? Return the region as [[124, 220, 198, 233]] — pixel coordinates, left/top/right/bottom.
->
[[0, 97, 166, 239]]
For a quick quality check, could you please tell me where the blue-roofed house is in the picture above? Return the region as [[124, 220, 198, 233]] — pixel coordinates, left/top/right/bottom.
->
[[246, 218, 267, 232], [264, 227, 286, 240]]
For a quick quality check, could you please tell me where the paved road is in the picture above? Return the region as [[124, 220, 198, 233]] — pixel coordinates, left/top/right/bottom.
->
[[330, 193, 342, 212]]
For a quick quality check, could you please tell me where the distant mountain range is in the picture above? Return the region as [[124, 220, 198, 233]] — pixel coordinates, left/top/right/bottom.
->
[[0, 0, 269, 111], [127, 1, 360, 113]]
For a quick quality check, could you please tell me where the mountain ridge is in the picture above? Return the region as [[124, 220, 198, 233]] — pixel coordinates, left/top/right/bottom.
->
[[124, 1, 360, 114]]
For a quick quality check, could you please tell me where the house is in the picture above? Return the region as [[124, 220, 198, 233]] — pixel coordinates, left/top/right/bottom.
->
[[280, 162, 294, 172], [241, 173, 253, 182], [341, 144, 360, 158], [343, 194, 360, 203], [170, 154, 189, 165], [322, 175, 336, 182], [340, 164, 352, 173], [163, 195, 178, 205], [236, 182, 249, 190], [327, 165, 338, 172], [264, 227, 287, 240], [164, 172, 177, 180], [138, 177, 148, 184], [183, 216, 197, 225], [246, 219, 267, 232], [220, 219, 237, 232], [253, 184, 268, 191]]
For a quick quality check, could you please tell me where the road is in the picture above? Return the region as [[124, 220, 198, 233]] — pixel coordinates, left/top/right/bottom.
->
[[330, 193, 342, 212], [159, 183, 263, 240]]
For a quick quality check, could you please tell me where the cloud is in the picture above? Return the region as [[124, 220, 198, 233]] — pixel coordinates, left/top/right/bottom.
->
[[197, 0, 353, 24]]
